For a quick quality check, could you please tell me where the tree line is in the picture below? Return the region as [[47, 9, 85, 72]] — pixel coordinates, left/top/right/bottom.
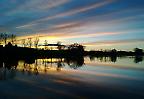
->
[[0, 33, 40, 48], [0, 33, 41, 48], [0, 33, 84, 51], [0, 33, 16, 45], [1, 33, 142, 54]]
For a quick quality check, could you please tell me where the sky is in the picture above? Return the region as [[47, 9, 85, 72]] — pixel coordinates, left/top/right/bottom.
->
[[0, 0, 144, 50]]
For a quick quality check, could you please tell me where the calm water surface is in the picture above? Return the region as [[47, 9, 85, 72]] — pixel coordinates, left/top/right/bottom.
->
[[0, 56, 144, 99]]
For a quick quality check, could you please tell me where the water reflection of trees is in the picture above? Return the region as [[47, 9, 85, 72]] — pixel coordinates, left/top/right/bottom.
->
[[21, 59, 39, 76], [0, 56, 84, 80], [89, 55, 143, 63], [134, 56, 143, 63], [40, 57, 84, 71], [41, 58, 65, 72], [0, 55, 143, 80], [0, 58, 18, 80], [65, 57, 84, 69], [89, 56, 117, 63]]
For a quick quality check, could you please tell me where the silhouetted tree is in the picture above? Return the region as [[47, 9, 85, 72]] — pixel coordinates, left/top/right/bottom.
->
[[34, 37, 39, 49], [0, 33, 16, 45], [21, 39, 27, 47], [9, 34, 16, 44], [68, 43, 85, 52], [3, 33, 8, 45], [111, 49, 117, 53], [0, 33, 4, 44], [57, 41, 64, 50], [134, 48, 143, 56], [27, 38, 32, 48], [5, 42, 13, 47], [111, 49, 117, 56], [68, 43, 85, 57], [44, 40, 48, 50]]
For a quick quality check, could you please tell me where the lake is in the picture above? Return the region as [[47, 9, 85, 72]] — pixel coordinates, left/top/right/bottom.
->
[[0, 56, 144, 99]]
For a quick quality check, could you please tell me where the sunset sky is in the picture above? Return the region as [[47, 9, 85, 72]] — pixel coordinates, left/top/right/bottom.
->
[[0, 0, 144, 50]]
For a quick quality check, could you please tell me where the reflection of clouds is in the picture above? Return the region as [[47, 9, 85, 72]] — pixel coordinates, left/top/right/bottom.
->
[[53, 78, 79, 85], [86, 62, 144, 72], [16, 76, 83, 98], [4, 57, 144, 97], [65, 69, 143, 81]]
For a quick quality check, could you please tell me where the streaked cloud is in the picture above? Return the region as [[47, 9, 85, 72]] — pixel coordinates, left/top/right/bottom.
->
[[37, 0, 114, 21], [17, 0, 115, 29], [17, 31, 121, 41], [83, 39, 144, 46], [6, 0, 69, 15], [0, 0, 144, 50], [83, 39, 144, 50]]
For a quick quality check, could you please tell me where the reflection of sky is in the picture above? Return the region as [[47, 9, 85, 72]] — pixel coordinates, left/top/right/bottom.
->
[[1, 57, 144, 98], [0, 0, 144, 50], [16, 57, 144, 81], [85, 57, 144, 70]]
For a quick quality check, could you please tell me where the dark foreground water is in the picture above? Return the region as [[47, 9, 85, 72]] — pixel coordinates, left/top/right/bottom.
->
[[0, 56, 144, 99]]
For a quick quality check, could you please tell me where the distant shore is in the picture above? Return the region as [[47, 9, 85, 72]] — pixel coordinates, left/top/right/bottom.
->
[[0, 43, 144, 60]]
